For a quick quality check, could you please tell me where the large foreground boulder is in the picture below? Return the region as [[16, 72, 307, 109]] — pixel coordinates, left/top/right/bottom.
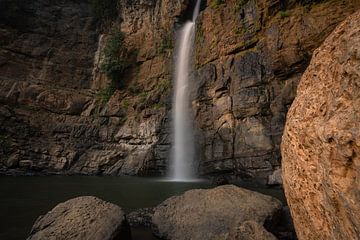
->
[[27, 196, 131, 240], [282, 10, 360, 240], [152, 185, 282, 240], [227, 220, 277, 240]]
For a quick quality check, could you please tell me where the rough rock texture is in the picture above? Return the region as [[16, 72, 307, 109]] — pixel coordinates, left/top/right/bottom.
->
[[282, 10, 360, 240], [192, 0, 360, 183], [268, 168, 282, 185], [227, 220, 277, 240], [152, 185, 282, 240], [127, 208, 154, 227], [0, 0, 187, 176], [27, 196, 131, 240], [0, 0, 360, 181]]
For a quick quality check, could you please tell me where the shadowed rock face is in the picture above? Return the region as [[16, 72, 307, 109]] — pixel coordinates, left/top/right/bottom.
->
[[192, 0, 360, 183], [27, 196, 131, 240], [282, 10, 360, 240], [0, 0, 186, 176], [152, 185, 282, 240], [0, 0, 359, 182]]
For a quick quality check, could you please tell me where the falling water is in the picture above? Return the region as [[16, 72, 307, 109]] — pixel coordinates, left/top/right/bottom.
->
[[170, 0, 201, 181]]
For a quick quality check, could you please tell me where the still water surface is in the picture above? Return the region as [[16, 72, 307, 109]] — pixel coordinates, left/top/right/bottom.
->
[[0, 176, 285, 240]]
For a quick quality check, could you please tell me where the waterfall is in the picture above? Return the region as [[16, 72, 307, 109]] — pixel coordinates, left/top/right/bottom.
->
[[170, 0, 201, 181]]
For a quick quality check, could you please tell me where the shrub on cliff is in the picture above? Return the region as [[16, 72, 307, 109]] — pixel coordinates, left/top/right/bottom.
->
[[101, 31, 129, 89]]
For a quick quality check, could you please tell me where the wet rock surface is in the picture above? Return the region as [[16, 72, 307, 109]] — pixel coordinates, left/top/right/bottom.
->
[[152, 184, 282, 240], [282, 10, 360, 240], [27, 196, 131, 240]]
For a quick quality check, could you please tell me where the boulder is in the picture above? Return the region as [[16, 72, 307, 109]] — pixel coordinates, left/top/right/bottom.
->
[[282, 10, 360, 240], [227, 220, 277, 240], [267, 168, 282, 186], [127, 208, 154, 228], [27, 196, 131, 240], [152, 185, 282, 240]]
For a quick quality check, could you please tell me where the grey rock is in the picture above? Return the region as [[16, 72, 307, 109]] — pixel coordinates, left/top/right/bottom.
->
[[227, 220, 277, 240], [127, 208, 154, 227], [268, 168, 282, 185], [152, 185, 282, 240], [27, 196, 131, 240]]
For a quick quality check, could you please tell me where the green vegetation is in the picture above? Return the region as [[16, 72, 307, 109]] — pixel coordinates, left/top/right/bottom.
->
[[233, 27, 243, 35], [98, 81, 116, 102], [99, 30, 134, 102], [123, 99, 129, 109], [234, 0, 249, 13], [210, 0, 225, 8], [101, 31, 127, 85], [157, 34, 173, 55], [89, 0, 118, 21], [279, 10, 291, 18], [139, 92, 148, 105]]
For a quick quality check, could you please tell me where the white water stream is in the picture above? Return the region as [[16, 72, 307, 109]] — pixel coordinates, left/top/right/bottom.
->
[[170, 0, 201, 181]]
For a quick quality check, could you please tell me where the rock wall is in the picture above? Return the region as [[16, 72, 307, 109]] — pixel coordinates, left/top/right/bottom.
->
[[0, 0, 359, 181], [282, 10, 360, 239], [0, 0, 186, 176], [192, 0, 360, 182]]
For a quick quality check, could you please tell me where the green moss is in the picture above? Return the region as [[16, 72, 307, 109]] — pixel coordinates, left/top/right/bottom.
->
[[279, 10, 291, 18], [97, 82, 116, 103], [123, 99, 129, 109], [210, 0, 225, 8], [101, 31, 128, 86], [99, 30, 133, 101], [157, 34, 173, 55], [234, 0, 249, 13], [233, 27, 244, 35], [140, 92, 148, 104]]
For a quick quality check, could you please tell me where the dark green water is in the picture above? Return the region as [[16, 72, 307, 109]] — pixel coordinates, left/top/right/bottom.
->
[[0, 176, 285, 240]]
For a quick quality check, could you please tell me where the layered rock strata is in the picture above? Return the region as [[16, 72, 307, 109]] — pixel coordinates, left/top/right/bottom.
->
[[0, 0, 359, 182]]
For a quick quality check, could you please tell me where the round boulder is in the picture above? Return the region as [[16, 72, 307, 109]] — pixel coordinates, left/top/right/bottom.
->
[[282, 10, 360, 240], [27, 196, 131, 240], [152, 185, 282, 240]]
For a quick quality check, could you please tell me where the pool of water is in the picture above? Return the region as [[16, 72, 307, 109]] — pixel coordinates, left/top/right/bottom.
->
[[0, 176, 285, 240]]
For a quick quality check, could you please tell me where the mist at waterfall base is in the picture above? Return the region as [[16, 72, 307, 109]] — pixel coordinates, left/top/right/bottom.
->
[[170, 0, 201, 182]]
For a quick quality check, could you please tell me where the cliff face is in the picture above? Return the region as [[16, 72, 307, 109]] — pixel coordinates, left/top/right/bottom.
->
[[0, 0, 359, 181], [0, 0, 186, 176], [281, 10, 360, 239], [192, 0, 359, 182]]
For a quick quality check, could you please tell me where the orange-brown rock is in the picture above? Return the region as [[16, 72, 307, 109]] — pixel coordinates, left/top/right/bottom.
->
[[281, 10, 360, 240]]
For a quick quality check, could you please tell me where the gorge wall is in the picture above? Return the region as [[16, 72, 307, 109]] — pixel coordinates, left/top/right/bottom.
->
[[0, 0, 359, 182]]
